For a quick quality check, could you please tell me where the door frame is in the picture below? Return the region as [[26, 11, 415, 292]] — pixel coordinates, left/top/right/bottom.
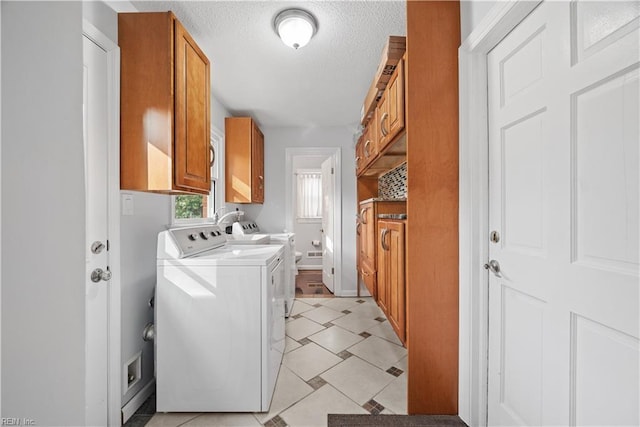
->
[[285, 147, 343, 295], [458, 2, 542, 426], [83, 20, 122, 427]]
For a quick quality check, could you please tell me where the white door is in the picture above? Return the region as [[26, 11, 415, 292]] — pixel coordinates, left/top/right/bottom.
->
[[487, 1, 639, 425], [321, 157, 335, 292], [84, 35, 111, 426]]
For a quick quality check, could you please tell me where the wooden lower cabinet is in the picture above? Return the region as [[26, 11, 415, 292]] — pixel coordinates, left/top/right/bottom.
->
[[377, 220, 406, 344], [358, 200, 406, 272], [361, 262, 376, 299]]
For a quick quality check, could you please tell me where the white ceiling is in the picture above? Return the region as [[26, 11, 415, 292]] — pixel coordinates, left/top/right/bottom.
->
[[130, 1, 407, 128]]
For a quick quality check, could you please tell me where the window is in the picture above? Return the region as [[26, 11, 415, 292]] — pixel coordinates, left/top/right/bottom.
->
[[172, 130, 222, 223], [173, 183, 216, 220], [296, 170, 322, 221]]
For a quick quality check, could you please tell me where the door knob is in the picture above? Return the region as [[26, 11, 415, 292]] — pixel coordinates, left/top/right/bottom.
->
[[484, 260, 501, 277], [91, 267, 112, 283]]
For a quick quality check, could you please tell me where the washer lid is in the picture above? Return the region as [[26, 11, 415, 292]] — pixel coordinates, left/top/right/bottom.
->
[[160, 244, 283, 266]]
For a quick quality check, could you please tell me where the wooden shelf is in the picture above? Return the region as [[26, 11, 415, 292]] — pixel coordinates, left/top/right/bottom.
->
[[359, 133, 406, 177]]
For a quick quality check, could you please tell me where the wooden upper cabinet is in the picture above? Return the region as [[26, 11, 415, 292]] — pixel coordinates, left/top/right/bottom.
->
[[379, 59, 405, 152], [119, 12, 211, 195], [225, 117, 264, 204]]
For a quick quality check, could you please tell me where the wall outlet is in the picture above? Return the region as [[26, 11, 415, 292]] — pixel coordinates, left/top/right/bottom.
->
[[124, 351, 142, 393]]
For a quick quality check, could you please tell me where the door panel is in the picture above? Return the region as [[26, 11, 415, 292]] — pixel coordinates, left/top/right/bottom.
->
[[386, 59, 405, 143], [321, 157, 335, 292], [174, 19, 210, 192], [487, 2, 639, 425], [251, 123, 264, 203], [83, 35, 109, 426], [384, 221, 405, 343], [573, 66, 639, 273]]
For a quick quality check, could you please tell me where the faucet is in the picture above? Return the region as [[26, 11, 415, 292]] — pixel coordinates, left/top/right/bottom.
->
[[213, 206, 227, 224], [216, 209, 244, 225]]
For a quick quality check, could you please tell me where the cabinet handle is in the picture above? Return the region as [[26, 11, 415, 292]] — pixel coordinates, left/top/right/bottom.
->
[[381, 228, 389, 251], [258, 175, 263, 190], [355, 156, 361, 165], [360, 207, 368, 224], [380, 112, 389, 137], [362, 269, 369, 277], [356, 222, 361, 236], [364, 140, 371, 157], [210, 144, 215, 167]]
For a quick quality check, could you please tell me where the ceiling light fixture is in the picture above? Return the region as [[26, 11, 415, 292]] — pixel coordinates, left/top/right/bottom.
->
[[274, 8, 318, 50]]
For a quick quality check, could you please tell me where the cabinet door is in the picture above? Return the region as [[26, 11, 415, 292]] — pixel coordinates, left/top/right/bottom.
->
[[385, 221, 406, 343], [360, 203, 376, 268], [377, 90, 389, 151], [355, 136, 364, 176], [362, 262, 377, 299], [251, 123, 264, 203], [377, 223, 389, 313], [386, 59, 405, 143], [174, 18, 210, 193], [363, 122, 378, 169]]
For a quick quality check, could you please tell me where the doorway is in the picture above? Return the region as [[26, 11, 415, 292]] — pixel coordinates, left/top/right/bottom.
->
[[459, 1, 639, 425], [285, 147, 343, 296]]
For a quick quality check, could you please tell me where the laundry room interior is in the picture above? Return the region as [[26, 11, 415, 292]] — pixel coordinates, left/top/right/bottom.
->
[[1, 1, 638, 427]]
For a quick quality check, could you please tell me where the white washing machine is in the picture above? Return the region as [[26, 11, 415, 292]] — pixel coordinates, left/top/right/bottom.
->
[[156, 224, 285, 412], [227, 221, 296, 317]]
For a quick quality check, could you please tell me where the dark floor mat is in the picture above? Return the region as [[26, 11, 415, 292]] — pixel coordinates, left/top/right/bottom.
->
[[328, 414, 467, 427]]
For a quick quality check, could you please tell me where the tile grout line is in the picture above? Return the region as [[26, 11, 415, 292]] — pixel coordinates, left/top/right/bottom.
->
[[175, 413, 205, 427]]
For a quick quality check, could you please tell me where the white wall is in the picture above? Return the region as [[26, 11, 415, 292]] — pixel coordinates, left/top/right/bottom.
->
[[1, 2, 86, 423], [241, 126, 358, 294], [120, 191, 170, 405], [83, 0, 117, 42], [460, 0, 499, 41], [292, 155, 326, 268]]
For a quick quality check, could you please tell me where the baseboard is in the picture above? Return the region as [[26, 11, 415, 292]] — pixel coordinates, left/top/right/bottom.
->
[[297, 265, 322, 271], [121, 379, 155, 424], [338, 288, 372, 298]]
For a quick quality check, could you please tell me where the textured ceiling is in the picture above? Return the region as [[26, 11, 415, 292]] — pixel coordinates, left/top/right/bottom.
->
[[130, 1, 406, 128]]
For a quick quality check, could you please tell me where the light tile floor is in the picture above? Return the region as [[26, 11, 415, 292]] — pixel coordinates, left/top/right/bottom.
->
[[145, 297, 407, 427]]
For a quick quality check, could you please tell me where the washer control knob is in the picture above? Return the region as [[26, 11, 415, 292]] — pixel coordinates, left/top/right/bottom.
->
[[199, 232, 209, 240], [188, 233, 199, 241]]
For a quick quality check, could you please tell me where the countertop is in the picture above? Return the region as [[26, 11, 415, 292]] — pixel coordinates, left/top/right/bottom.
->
[[377, 213, 407, 220], [359, 197, 407, 204]]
